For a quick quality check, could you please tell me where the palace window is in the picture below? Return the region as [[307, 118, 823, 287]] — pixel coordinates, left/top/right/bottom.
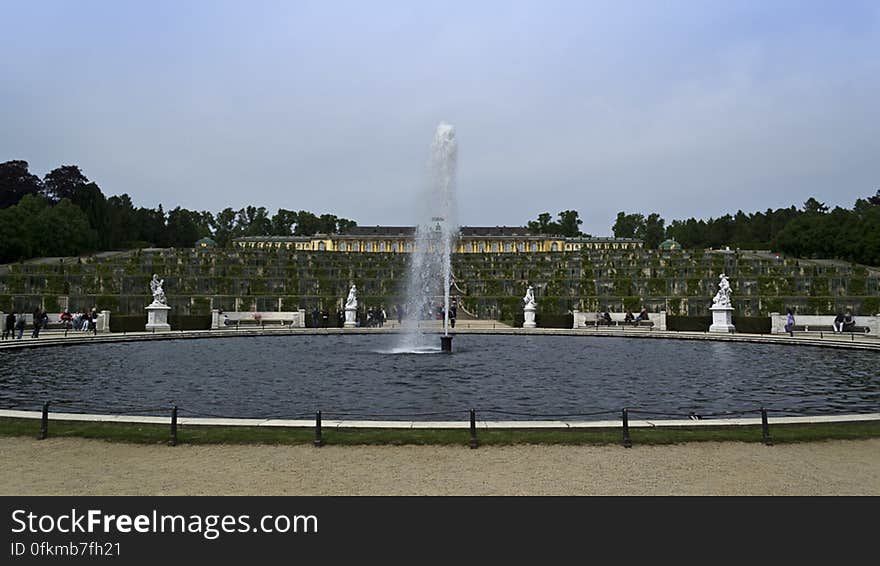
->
[[492, 242, 499, 252], [531, 243, 538, 252], [339, 242, 347, 252], [517, 242, 524, 252], [479, 242, 485, 252], [318, 242, 325, 251], [504, 243, 511, 252], [379, 242, 386, 252], [392, 243, 398, 252], [366, 242, 373, 252], [406, 243, 413, 252], [551, 243, 558, 252]]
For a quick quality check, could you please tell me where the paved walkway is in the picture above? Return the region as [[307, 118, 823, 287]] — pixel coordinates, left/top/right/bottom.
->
[[2, 436, 877, 495]]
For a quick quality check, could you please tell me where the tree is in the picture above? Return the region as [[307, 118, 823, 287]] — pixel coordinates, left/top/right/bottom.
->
[[105, 194, 137, 248], [134, 205, 167, 247], [556, 210, 583, 237], [612, 212, 644, 239], [270, 209, 298, 236], [641, 213, 666, 249], [211, 208, 238, 246], [0, 160, 43, 209], [70, 183, 109, 247], [526, 212, 554, 234], [43, 165, 89, 202], [166, 207, 203, 247], [293, 210, 321, 236], [337, 218, 357, 233], [802, 197, 829, 214], [237, 206, 272, 236]]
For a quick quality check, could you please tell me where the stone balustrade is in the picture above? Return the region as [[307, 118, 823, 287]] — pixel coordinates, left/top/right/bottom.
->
[[211, 309, 306, 329], [0, 311, 110, 333], [769, 313, 878, 334], [572, 310, 667, 330]]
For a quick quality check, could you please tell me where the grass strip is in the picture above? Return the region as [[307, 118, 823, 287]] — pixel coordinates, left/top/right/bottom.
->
[[1, 417, 878, 446]]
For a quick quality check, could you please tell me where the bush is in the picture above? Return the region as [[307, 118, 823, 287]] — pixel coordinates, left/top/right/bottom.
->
[[535, 313, 574, 328], [109, 315, 147, 333], [109, 314, 211, 332], [733, 316, 771, 334], [667, 316, 711, 332]]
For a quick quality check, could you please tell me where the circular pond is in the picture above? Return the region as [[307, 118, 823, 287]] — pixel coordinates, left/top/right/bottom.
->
[[0, 335, 877, 420]]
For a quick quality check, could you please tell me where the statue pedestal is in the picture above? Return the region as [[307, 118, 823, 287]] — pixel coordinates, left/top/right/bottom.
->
[[145, 303, 171, 332], [343, 306, 357, 328], [523, 305, 537, 328], [709, 306, 735, 333]]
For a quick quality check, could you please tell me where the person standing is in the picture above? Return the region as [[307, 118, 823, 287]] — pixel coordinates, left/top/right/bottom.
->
[[31, 307, 42, 338], [784, 309, 795, 334], [2, 311, 14, 340], [15, 314, 25, 339]]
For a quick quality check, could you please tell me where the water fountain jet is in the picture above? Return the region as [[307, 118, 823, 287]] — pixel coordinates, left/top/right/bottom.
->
[[397, 123, 459, 353]]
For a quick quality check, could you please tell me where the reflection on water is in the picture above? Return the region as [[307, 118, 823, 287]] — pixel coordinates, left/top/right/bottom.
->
[[0, 335, 876, 420]]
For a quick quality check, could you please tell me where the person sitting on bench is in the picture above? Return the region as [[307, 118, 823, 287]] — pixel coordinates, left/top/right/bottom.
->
[[635, 308, 650, 323], [832, 312, 845, 333], [842, 310, 856, 332]]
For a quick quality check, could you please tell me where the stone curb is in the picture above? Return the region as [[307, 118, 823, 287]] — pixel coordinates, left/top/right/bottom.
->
[[0, 326, 877, 352], [2, 409, 878, 429]]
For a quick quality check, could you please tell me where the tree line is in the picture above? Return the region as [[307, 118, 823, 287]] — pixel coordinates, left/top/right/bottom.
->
[[528, 192, 880, 266], [3, 160, 878, 266], [604, 193, 880, 265], [0, 160, 357, 263]]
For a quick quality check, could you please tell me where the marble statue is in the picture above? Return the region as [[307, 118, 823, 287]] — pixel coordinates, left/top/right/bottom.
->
[[522, 285, 537, 328], [146, 273, 171, 331], [345, 285, 358, 309], [709, 273, 735, 333], [712, 274, 731, 308], [150, 274, 167, 305], [523, 285, 536, 308]]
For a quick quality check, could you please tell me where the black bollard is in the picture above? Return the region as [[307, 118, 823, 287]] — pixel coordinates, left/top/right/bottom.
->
[[38, 401, 50, 440], [760, 407, 772, 446], [622, 408, 632, 448], [314, 411, 323, 447], [169, 405, 178, 446], [469, 409, 478, 449], [441, 335, 453, 353]]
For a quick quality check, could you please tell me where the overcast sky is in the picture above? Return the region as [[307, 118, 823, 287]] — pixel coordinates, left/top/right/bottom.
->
[[2, 1, 878, 235]]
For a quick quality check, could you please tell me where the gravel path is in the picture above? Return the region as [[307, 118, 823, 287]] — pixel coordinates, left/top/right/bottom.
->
[[2, 437, 878, 495]]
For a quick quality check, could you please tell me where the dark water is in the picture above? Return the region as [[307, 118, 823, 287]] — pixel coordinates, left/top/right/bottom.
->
[[0, 335, 877, 420]]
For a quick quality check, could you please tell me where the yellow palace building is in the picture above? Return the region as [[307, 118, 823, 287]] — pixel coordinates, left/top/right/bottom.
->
[[233, 226, 643, 253]]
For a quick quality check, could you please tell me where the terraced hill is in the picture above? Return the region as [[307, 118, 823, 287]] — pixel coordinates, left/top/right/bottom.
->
[[1, 247, 878, 321]]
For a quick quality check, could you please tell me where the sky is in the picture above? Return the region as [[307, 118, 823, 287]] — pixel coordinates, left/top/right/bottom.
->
[[1, 0, 878, 236]]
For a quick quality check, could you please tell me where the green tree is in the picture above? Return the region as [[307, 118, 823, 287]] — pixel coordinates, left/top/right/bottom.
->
[[612, 212, 644, 239], [527, 212, 555, 234], [70, 183, 109, 246], [211, 207, 239, 246], [0, 160, 43, 209], [166, 207, 203, 247], [43, 165, 89, 202], [556, 210, 583, 237], [105, 194, 138, 248], [641, 212, 666, 249]]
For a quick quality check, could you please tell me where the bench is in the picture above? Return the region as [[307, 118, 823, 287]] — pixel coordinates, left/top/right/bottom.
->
[[220, 317, 296, 328], [789, 324, 870, 334], [593, 319, 654, 328]]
